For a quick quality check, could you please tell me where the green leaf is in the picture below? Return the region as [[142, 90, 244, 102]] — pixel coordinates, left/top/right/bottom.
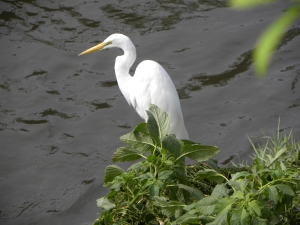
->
[[248, 200, 261, 216], [229, 0, 274, 9], [267, 146, 287, 167], [268, 185, 279, 204], [179, 144, 219, 162], [211, 184, 230, 198], [112, 147, 143, 162], [133, 122, 149, 133], [253, 6, 300, 76], [231, 171, 250, 181], [162, 134, 182, 158], [172, 210, 200, 225], [158, 170, 173, 180], [188, 196, 218, 215], [207, 199, 232, 225], [177, 184, 204, 200], [149, 183, 160, 198], [104, 165, 124, 184], [146, 104, 170, 141], [96, 197, 115, 211], [154, 196, 185, 218], [274, 184, 295, 196], [196, 169, 225, 183], [120, 130, 155, 153], [214, 197, 235, 214], [230, 208, 250, 225]]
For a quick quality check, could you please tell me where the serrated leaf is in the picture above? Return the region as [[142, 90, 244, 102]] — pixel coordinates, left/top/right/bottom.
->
[[248, 200, 261, 216], [196, 169, 224, 183], [177, 184, 203, 200], [274, 184, 295, 196], [207, 200, 231, 225], [112, 147, 143, 162], [191, 196, 218, 215], [230, 208, 250, 225], [96, 197, 115, 211], [149, 183, 160, 198], [268, 185, 279, 204], [211, 184, 230, 198], [179, 144, 219, 162], [214, 197, 235, 214], [120, 130, 155, 153], [172, 210, 200, 225], [146, 104, 170, 141], [154, 196, 185, 218], [133, 122, 149, 133], [232, 190, 244, 199], [162, 134, 182, 158], [104, 165, 124, 184], [158, 170, 173, 180], [231, 171, 250, 181]]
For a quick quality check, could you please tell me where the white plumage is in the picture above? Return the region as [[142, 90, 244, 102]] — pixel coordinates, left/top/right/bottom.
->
[[79, 33, 189, 140]]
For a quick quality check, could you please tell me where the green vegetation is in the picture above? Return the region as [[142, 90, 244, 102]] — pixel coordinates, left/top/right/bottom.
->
[[229, 0, 300, 76], [94, 105, 300, 224]]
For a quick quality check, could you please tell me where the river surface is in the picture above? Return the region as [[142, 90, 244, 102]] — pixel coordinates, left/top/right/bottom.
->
[[0, 0, 299, 224]]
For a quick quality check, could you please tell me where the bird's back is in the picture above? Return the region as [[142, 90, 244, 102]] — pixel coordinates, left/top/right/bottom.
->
[[131, 60, 189, 140]]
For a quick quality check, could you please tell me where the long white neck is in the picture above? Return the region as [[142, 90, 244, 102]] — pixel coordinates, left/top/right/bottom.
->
[[114, 41, 136, 105]]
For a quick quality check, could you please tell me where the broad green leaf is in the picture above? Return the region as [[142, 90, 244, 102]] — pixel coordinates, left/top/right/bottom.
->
[[230, 208, 250, 225], [112, 147, 143, 162], [147, 154, 156, 162], [172, 210, 200, 225], [179, 144, 219, 162], [149, 183, 160, 198], [96, 197, 115, 211], [177, 183, 204, 200], [214, 197, 235, 214], [207, 200, 232, 225], [133, 122, 149, 133], [231, 171, 250, 181], [189, 196, 218, 215], [104, 165, 124, 184], [146, 104, 170, 141], [120, 130, 155, 153], [232, 190, 244, 199], [253, 6, 300, 76], [154, 196, 185, 218], [158, 170, 173, 180], [274, 184, 295, 196], [211, 184, 230, 198], [248, 200, 261, 216], [229, 0, 274, 9], [252, 217, 268, 225], [268, 185, 279, 204], [162, 134, 182, 158], [196, 169, 225, 183]]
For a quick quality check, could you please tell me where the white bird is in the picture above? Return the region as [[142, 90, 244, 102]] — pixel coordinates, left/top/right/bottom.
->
[[79, 33, 189, 140]]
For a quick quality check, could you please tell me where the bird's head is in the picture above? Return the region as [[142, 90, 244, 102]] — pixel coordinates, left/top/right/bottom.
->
[[78, 33, 131, 56]]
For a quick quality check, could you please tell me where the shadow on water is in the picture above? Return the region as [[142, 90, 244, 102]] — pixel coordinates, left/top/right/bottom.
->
[[177, 27, 300, 99]]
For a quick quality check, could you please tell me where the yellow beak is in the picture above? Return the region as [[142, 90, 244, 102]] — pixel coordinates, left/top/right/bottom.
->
[[78, 41, 111, 56]]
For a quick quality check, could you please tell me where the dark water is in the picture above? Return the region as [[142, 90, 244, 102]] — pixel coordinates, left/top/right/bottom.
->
[[0, 0, 299, 224]]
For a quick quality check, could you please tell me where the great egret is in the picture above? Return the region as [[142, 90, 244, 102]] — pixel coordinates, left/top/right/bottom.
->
[[79, 33, 189, 140]]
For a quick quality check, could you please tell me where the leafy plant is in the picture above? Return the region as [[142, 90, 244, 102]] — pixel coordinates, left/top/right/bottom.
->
[[229, 0, 300, 76], [93, 105, 300, 224], [94, 104, 219, 225], [174, 127, 300, 225]]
